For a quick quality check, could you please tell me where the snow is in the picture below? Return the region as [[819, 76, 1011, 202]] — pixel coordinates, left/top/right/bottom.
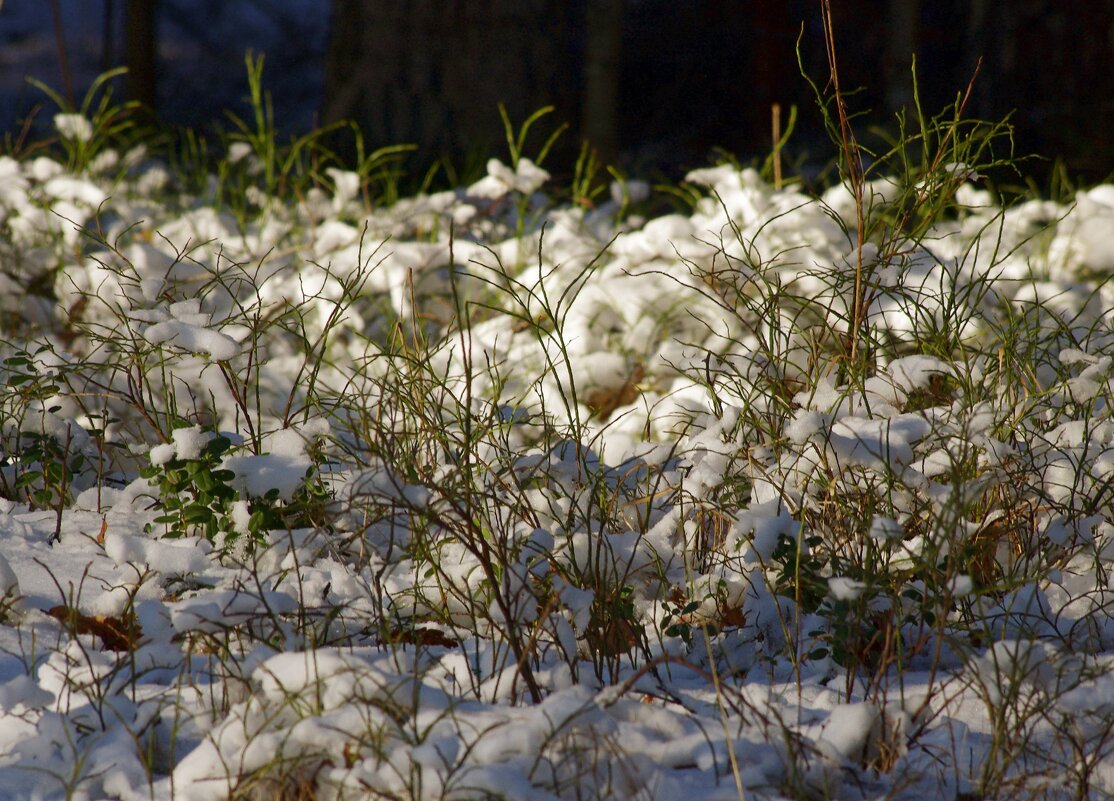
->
[[1, 115, 1114, 801], [102, 532, 210, 575], [144, 320, 240, 361], [0, 554, 20, 602], [171, 425, 207, 461], [53, 113, 94, 143], [468, 157, 551, 199], [149, 442, 176, 466], [816, 701, 880, 761], [828, 576, 867, 601]]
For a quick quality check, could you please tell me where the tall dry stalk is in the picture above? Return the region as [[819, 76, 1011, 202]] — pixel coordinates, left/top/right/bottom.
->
[[820, 0, 868, 368]]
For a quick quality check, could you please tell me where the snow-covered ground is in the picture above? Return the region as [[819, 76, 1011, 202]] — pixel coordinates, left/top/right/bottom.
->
[[2, 111, 1114, 801]]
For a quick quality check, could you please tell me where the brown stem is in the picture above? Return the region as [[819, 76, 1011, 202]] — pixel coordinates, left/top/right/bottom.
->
[[771, 103, 783, 190], [820, 0, 867, 368], [48, 0, 75, 108]]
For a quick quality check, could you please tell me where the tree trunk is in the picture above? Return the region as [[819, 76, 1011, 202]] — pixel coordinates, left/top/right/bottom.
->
[[582, 0, 623, 162], [322, 0, 579, 169], [124, 0, 158, 109]]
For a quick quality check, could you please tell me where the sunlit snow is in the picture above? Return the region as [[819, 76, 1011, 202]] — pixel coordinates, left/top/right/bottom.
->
[[0, 109, 1113, 801]]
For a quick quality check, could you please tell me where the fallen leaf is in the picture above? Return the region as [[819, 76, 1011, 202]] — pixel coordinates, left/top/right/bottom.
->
[[47, 605, 142, 652]]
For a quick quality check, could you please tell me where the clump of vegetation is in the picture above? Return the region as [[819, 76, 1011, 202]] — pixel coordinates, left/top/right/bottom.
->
[[0, 26, 1112, 801]]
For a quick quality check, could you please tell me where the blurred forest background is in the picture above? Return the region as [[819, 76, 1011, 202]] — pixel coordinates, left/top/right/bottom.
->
[[3, 0, 1112, 186]]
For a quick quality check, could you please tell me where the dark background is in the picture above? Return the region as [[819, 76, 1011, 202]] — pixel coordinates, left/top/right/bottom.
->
[[4, 0, 1113, 186]]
